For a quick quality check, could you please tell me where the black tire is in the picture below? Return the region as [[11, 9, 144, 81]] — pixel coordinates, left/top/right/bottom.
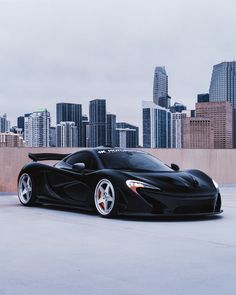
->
[[18, 172, 36, 206], [94, 178, 118, 218]]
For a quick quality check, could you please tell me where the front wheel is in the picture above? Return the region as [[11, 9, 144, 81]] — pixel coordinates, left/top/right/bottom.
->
[[94, 178, 118, 218], [18, 173, 36, 206]]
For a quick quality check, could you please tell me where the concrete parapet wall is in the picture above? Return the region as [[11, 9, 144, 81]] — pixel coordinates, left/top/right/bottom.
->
[[0, 147, 235, 192]]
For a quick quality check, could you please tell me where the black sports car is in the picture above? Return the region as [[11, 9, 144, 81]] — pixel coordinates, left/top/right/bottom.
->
[[17, 148, 222, 218]]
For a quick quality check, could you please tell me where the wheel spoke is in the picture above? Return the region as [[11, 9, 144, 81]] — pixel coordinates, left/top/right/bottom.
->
[[105, 184, 110, 194], [99, 186, 105, 195], [98, 197, 104, 204], [26, 191, 30, 200], [27, 177, 31, 186], [103, 200, 109, 212], [106, 195, 113, 202], [22, 188, 27, 195]]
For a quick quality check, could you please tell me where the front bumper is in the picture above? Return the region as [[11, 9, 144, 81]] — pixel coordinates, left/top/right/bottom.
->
[[121, 187, 222, 216]]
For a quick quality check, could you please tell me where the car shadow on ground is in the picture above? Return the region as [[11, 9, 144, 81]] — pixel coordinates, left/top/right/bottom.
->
[[119, 214, 223, 222], [13, 202, 223, 223]]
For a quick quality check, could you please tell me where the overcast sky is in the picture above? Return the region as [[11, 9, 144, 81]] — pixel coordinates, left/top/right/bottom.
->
[[1, 0, 236, 128]]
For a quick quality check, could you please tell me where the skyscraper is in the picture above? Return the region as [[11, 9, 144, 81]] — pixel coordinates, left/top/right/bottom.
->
[[142, 101, 171, 148], [106, 114, 116, 147], [196, 102, 233, 148], [197, 93, 209, 103], [171, 112, 186, 148], [153, 67, 170, 108], [170, 102, 187, 113], [17, 116, 25, 132], [116, 128, 138, 148], [82, 115, 89, 147], [56, 103, 82, 146], [116, 122, 139, 147], [209, 61, 236, 147], [0, 114, 10, 133], [49, 127, 56, 147], [56, 122, 78, 147], [24, 108, 50, 147], [183, 117, 214, 148], [89, 99, 106, 147]]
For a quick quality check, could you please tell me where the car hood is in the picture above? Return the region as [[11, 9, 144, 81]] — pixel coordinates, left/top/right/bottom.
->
[[123, 170, 216, 194]]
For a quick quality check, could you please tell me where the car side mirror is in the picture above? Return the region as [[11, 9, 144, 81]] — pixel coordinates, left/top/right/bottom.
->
[[72, 162, 85, 173], [171, 163, 180, 171]]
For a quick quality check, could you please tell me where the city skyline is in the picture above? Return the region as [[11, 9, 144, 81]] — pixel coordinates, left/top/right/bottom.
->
[[2, 58, 236, 148], [1, 0, 236, 128], [2, 99, 139, 148], [4, 59, 235, 128]]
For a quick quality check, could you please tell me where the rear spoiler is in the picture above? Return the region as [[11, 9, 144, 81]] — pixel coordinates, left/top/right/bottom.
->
[[28, 153, 70, 162]]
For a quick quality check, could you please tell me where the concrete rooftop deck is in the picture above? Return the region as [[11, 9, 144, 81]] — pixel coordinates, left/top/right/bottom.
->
[[0, 186, 236, 295]]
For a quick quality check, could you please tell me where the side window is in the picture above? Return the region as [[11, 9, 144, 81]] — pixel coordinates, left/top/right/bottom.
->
[[66, 152, 97, 170], [66, 153, 84, 165]]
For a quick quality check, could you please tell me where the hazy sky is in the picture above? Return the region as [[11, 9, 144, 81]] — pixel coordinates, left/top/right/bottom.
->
[[1, 0, 236, 128]]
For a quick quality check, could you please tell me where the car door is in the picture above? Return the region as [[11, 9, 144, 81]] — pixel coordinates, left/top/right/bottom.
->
[[45, 151, 97, 207]]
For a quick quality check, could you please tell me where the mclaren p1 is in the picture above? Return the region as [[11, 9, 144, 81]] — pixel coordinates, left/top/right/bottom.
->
[[17, 148, 222, 218]]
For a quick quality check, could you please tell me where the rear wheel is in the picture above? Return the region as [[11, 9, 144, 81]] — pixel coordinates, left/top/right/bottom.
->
[[94, 179, 118, 218], [18, 173, 35, 206]]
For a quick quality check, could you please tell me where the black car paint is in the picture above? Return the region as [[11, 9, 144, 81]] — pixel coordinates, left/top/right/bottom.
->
[[18, 148, 222, 216]]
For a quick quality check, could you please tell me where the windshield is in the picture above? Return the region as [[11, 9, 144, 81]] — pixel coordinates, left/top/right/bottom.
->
[[98, 150, 173, 172]]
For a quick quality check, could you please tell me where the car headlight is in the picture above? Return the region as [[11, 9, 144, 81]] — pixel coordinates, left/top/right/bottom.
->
[[126, 180, 161, 194], [212, 179, 219, 189]]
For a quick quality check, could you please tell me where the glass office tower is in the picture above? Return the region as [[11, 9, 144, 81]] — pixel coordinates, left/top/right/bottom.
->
[[56, 103, 82, 147], [209, 61, 236, 147], [89, 99, 106, 147], [153, 67, 170, 108]]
